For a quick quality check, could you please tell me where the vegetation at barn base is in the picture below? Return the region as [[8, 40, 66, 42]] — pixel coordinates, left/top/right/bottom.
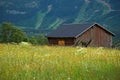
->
[[0, 22, 48, 45], [113, 40, 120, 49], [0, 44, 120, 80], [29, 34, 48, 45]]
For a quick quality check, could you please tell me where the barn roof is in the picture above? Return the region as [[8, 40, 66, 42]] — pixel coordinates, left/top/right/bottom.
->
[[47, 23, 115, 38]]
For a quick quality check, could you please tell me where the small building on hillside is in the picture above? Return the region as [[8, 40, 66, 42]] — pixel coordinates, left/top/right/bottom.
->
[[46, 23, 115, 47]]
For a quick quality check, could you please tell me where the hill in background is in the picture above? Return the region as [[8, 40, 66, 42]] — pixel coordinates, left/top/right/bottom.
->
[[0, 0, 120, 40]]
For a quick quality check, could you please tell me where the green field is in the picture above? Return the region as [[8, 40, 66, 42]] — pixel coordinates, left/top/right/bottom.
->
[[0, 44, 120, 80]]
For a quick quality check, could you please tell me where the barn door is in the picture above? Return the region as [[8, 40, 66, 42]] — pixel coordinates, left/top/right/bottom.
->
[[58, 40, 65, 46]]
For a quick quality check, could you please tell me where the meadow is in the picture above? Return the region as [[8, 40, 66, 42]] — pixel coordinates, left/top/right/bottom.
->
[[0, 44, 120, 80]]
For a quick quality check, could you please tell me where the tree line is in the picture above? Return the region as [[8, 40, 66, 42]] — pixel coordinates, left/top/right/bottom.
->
[[0, 22, 48, 45]]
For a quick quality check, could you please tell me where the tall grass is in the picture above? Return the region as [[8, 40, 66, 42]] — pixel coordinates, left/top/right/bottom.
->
[[0, 44, 120, 80]]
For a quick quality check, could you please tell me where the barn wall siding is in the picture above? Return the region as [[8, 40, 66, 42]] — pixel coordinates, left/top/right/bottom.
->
[[93, 25, 112, 47], [75, 25, 112, 47]]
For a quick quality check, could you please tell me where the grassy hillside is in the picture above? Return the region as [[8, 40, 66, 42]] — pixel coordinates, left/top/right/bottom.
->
[[1, 0, 120, 40], [0, 44, 120, 80]]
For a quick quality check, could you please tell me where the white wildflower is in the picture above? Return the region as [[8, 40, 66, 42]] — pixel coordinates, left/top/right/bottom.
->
[[68, 77, 71, 80], [75, 48, 87, 55], [96, 47, 104, 54], [33, 77, 36, 80], [44, 54, 50, 57]]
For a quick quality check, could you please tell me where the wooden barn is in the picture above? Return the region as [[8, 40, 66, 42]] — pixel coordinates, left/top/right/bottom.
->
[[46, 23, 115, 47]]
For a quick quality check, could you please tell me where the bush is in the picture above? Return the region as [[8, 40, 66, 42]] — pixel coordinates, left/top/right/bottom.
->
[[0, 22, 27, 43], [29, 36, 38, 45], [28, 34, 48, 45], [36, 34, 48, 45], [0, 22, 48, 45]]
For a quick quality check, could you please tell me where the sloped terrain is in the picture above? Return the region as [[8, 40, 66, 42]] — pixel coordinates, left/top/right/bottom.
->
[[0, 0, 120, 39]]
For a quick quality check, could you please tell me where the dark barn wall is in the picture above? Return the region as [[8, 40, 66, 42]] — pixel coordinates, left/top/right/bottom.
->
[[93, 25, 112, 47], [48, 38, 75, 46], [75, 25, 112, 47]]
